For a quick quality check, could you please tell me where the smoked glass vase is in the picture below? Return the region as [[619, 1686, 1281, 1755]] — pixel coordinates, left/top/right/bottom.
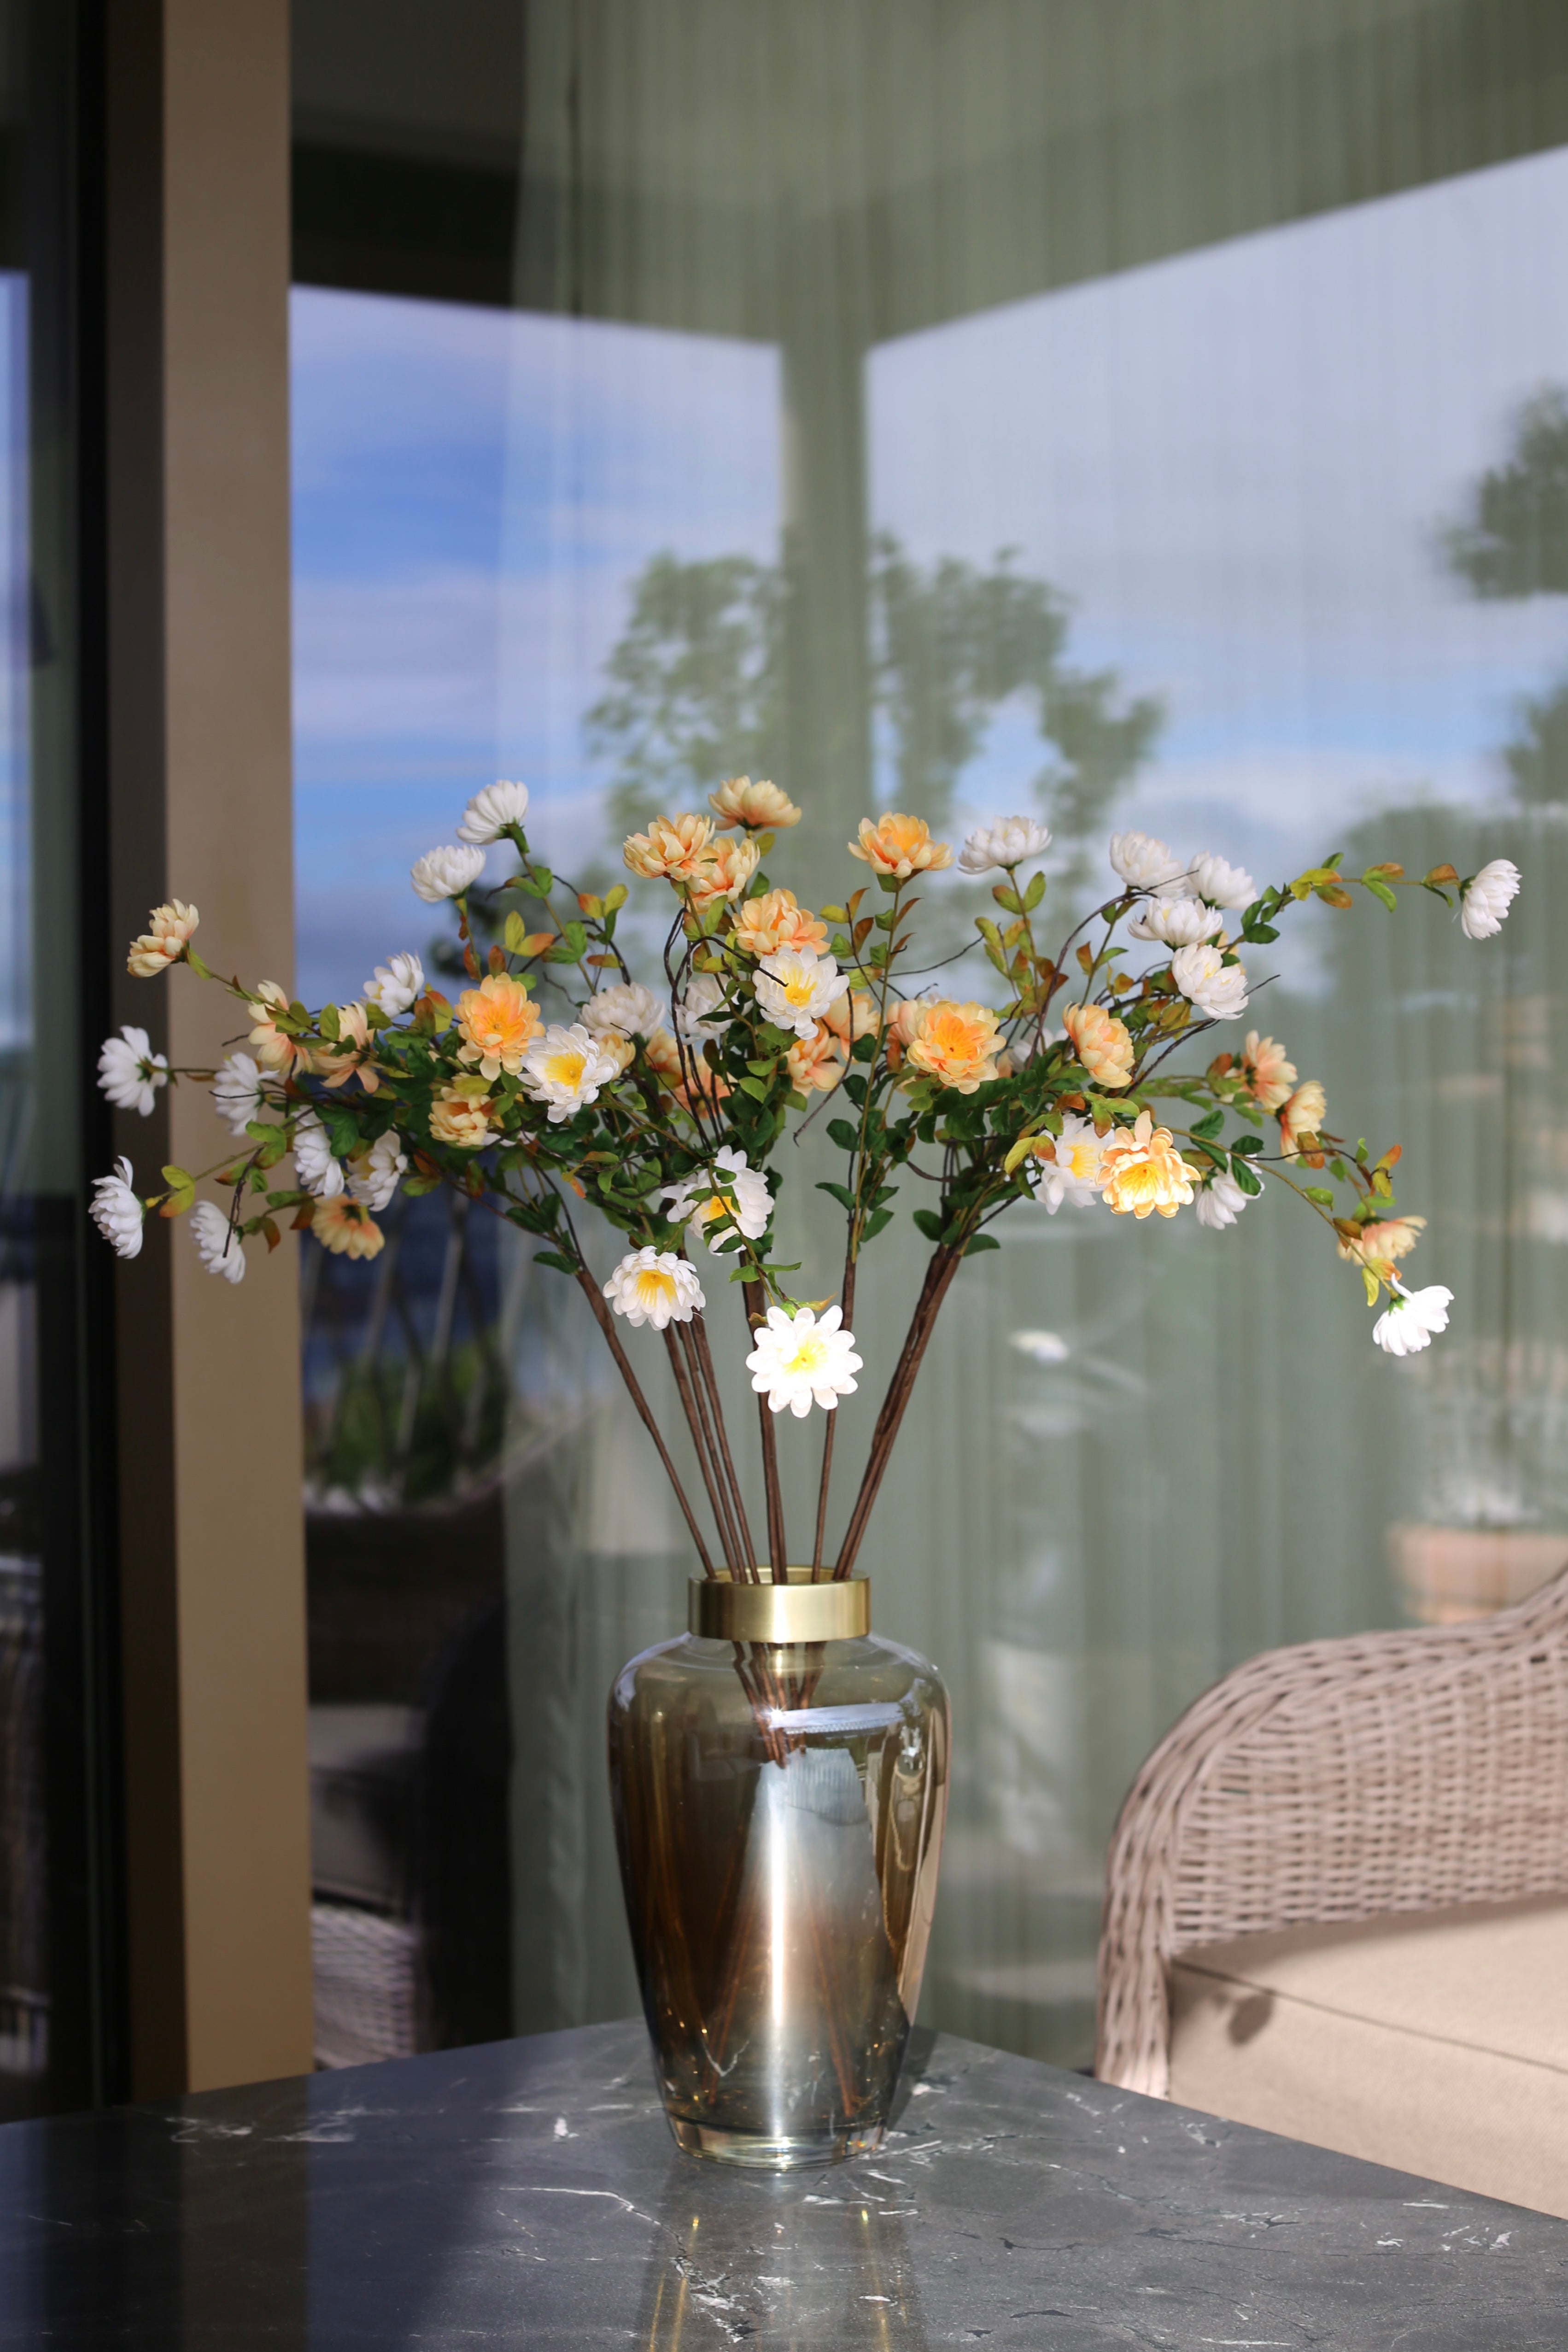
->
[[608, 1570, 949, 2170]]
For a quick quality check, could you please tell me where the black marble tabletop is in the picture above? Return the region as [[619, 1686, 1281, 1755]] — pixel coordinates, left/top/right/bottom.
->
[[0, 2018, 1562, 2346]]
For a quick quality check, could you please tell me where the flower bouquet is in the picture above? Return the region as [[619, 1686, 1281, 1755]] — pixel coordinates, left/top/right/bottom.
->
[[92, 776, 1520, 2162]]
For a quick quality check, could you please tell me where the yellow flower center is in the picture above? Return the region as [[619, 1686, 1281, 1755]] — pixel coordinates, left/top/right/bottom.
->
[[1065, 1140, 1100, 1179], [782, 1333, 829, 1378], [633, 1267, 677, 1312], [544, 1049, 586, 1088], [781, 974, 816, 1007]]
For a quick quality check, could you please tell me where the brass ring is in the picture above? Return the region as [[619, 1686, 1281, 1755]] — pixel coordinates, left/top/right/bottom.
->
[[689, 1570, 870, 1643]]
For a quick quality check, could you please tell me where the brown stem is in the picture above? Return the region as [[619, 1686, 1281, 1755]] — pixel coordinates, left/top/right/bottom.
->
[[572, 1269, 715, 1577], [662, 1326, 741, 1576], [676, 1320, 748, 1577], [743, 1278, 788, 1580], [811, 1257, 856, 1574], [691, 1308, 758, 1573], [835, 1246, 962, 1580]]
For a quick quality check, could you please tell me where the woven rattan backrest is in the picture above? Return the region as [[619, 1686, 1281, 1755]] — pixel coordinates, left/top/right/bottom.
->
[[1096, 1562, 1568, 2095]]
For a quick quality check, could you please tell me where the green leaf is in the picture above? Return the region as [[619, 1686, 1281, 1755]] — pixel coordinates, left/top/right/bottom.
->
[[861, 1208, 895, 1242], [827, 1119, 860, 1152], [1189, 1108, 1225, 1139], [816, 1181, 856, 1211], [1022, 870, 1046, 911], [851, 1033, 878, 1063], [161, 1164, 193, 1190], [318, 1003, 342, 1044], [534, 1249, 578, 1276], [1362, 871, 1398, 913], [402, 1174, 441, 1197], [1232, 1159, 1263, 1196], [1303, 1185, 1335, 1206], [912, 1207, 944, 1242], [964, 1233, 1000, 1256], [503, 909, 530, 954], [1231, 1135, 1265, 1158], [738, 1076, 770, 1103]]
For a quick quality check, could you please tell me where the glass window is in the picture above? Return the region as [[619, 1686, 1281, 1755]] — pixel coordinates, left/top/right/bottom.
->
[[293, 0, 1568, 2071]]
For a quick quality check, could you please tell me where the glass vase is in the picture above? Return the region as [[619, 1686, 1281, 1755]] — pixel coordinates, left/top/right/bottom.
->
[[607, 1569, 949, 2170]]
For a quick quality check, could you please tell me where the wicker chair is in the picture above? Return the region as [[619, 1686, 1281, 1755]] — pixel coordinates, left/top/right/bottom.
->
[[1096, 1560, 1568, 2097]]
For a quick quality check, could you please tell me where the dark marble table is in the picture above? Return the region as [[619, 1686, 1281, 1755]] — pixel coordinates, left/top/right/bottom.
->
[[0, 2018, 1562, 2346]]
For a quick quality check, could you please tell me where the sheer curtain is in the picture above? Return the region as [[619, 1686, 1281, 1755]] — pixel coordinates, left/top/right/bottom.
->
[[293, 0, 1568, 2066]]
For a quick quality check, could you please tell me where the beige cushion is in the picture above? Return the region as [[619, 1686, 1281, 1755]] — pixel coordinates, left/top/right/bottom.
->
[[1169, 1894, 1568, 2217]]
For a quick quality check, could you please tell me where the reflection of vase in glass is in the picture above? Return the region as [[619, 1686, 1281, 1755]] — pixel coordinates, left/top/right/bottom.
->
[[608, 1572, 948, 2169]]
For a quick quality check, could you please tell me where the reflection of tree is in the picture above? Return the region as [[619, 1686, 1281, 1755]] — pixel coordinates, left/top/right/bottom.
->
[[588, 537, 1161, 874], [1444, 387, 1568, 804]]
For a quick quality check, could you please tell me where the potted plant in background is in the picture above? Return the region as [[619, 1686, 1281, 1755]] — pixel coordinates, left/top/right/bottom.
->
[[92, 775, 1519, 2166]]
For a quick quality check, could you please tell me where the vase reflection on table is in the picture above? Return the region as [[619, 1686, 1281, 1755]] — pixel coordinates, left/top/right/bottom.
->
[[609, 1571, 948, 2169]]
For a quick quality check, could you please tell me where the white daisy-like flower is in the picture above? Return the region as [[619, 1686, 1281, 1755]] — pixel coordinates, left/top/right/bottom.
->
[[90, 1158, 145, 1259], [959, 815, 1052, 874], [602, 1246, 705, 1330], [521, 1022, 622, 1124], [1109, 830, 1185, 895], [293, 1110, 345, 1199], [1028, 1113, 1107, 1213], [363, 952, 425, 1017], [1187, 852, 1258, 910], [1170, 942, 1250, 1021], [1373, 1280, 1455, 1357], [583, 980, 664, 1040], [410, 844, 487, 903], [746, 1303, 862, 1418], [190, 1198, 246, 1284], [455, 779, 529, 844], [662, 1146, 772, 1256], [348, 1130, 407, 1211], [675, 972, 728, 1044], [211, 1051, 268, 1138], [1194, 1168, 1257, 1229], [1460, 858, 1521, 941], [97, 1025, 168, 1117], [1126, 895, 1224, 948], [753, 948, 850, 1041]]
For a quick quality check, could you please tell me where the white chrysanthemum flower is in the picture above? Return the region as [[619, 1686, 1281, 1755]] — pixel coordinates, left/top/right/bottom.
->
[[348, 1130, 407, 1212], [521, 1022, 622, 1124], [746, 1303, 862, 1419], [1126, 895, 1224, 948], [363, 952, 425, 1017], [583, 980, 663, 1040], [1460, 858, 1521, 940], [293, 1110, 345, 1199], [90, 1158, 144, 1259], [1029, 1113, 1107, 1213], [959, 815, 1052, 874], [97, 1025, 169, 1117], [211, 1051, 268, 1137], [410, 844, 487, 903], [1109, 830, 1185, 895], [455, 779, 529, 844], [662, 1145, 772, 1256], [754, 948, 850, 1041], [602, 1246, 705, 1330], [190, 1198, 246, 1284], [1170, 942, 1250, 1020], [675, 972, 727, 1043], [1188, 852, 1258, 910], [1373, 1280, 1455, 1357], [1194, 1168, 1257, 1229]]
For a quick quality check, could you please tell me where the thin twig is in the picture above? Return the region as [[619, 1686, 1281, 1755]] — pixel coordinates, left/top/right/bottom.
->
[[835, 1246, 963, 1580], [691, 1308, 757, 1573], [662, 1325, 740, 1574], [812, 1256, 855, 1574], [675, 1319, 747, 1576], [743, 1277, 787, 1580], [571, 1268, 715, 1577]]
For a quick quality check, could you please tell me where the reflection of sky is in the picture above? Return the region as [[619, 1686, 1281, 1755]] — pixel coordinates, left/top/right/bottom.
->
[[871, 142, 1568, 904], [292, 291, 779, 1003]]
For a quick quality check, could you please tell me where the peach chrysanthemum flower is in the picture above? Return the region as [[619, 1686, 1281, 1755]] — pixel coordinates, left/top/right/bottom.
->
[[1337, 1215, 1425, 1269], [1278, 1078, 1328, 1161], [1098, 1111, 1202, 1220], [709, 776, 801, 831], [429, 1075, 494, 1149], [820, 989, 882, 1049], [310, 1197, 385, 1260], [455, 972, 543, 1081], [1241, 1030, 1298, 1112], [685, 834, 761, 908], [847, 812, 954, 879], [906, 1000, 1004, 1094], [644, 1029, 732, 1112], [127, 899, 199, 977], [1063, 1001, 1135, 1090], [622, 812, 715, 881], [731, 887, 828, 959], [787, 1021, 848, 1094], [248, 980, 316, 1077], [317, 1000, 382, 1094]]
